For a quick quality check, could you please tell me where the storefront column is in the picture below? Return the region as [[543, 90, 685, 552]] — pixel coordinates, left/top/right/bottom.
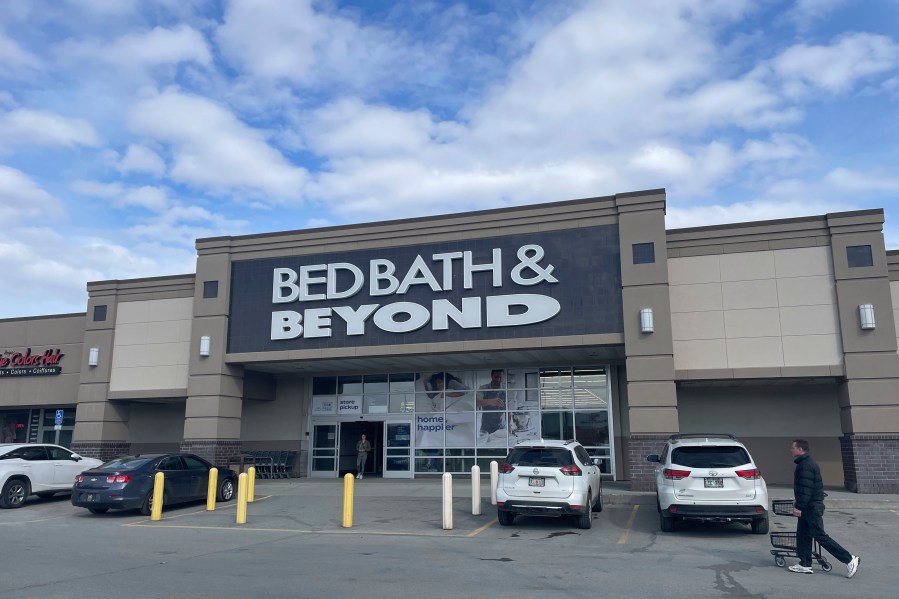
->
[[617, 191, 679, 491], [829, 211, 899, 493], [181, 252, 244, 466], [71, 295, 131, 461]]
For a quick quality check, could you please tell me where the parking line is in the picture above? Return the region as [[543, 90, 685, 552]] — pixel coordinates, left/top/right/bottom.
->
[[125, 522, 481, 538], [467, 518, 497, 537], [123, 495, 271, 526], [617, 505, 639, 544]]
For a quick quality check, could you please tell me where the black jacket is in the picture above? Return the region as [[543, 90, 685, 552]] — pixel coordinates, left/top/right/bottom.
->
[[793, 453, 825, 510]]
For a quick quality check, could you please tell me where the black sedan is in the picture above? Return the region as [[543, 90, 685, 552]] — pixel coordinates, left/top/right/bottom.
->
[[71, 453, 237, 515]]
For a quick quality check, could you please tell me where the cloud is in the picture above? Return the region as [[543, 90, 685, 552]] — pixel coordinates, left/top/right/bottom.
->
[[128, 89, 309, 199], [0, 165, 64, 223], [117, 144, 166, 175], [56, 24, 212, 74], [71, 180, 170, 212], [789, 0, 848, 29], [771, 33, 899, 94], [0, 33, 43, 76], [666, 198, 851, 230], [215, 0, 399, 89], [0, 108, 100, 148], [824, 167, 899, 192]]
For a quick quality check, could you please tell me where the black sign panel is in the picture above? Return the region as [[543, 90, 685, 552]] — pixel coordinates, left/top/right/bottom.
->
[[0, 366, 62, 378], [228, 225, 622, 353]]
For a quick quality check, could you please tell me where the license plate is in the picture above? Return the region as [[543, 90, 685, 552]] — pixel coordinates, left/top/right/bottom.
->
[[704, 477, 723, 488], [529, 477, 545, 487], [86, 494, 96, 502]]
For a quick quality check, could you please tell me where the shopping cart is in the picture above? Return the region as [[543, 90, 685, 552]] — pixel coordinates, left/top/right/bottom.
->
[[769, 499, 832, 571]]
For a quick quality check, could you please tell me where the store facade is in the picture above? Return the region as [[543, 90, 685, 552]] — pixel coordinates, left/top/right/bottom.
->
[[2, 189, 898, 492]]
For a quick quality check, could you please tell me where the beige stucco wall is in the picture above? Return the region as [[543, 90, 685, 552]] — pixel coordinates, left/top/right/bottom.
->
[[240, 378, 305, 442], [669, 247, 843, 371], [677, 384, 843, 486], [127, 402, 185, 446], [109, 298, 193, 392]]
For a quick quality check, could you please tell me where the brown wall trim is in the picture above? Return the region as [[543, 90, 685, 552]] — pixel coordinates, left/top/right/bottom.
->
[[676, 365, 845, 381], [107, 389, 188, 401], [666, 208, 885, 258]]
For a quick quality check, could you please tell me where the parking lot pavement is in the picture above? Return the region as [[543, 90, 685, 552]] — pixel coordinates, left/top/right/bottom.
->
[[1, 481, 897, 598]]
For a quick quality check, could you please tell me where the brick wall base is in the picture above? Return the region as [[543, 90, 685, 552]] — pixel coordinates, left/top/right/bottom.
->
[[70, 441, 131, 462], [180, 440, 242, 468], [840, 434, 899, 494], [628, 434, 671, 491]]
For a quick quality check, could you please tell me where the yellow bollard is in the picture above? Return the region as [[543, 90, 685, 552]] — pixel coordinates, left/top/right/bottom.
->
[[207, 467, 218, 511], [236, 472, 248, 524], [151, 472, 164, 521], [247, 466, 256, 503], [342, 472, 355, 528]]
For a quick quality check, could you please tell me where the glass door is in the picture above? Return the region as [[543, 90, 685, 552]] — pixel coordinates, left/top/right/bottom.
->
[[311, 422, 339, 478], [383, 420, 413, 479]]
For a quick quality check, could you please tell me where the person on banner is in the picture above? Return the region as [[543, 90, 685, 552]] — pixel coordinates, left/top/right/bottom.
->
[[788, 439, 860, 577], [355, 434, 371, 479], [425, 372, 471, 411], [476, 369, 507, 446]]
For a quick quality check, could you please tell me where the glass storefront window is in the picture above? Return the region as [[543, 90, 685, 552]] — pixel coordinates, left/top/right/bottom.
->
[[312, 377, 337, 395], [574, 411, 609, 446], [388, 393, 414, 413], [1, 411, 29, 444], [540, 367, 572, 388], [574, 387, 608, 409], [541, 411, 573, 440], [338, 375, 362, 395], [540, 387, 572, 409], [573, 366, 606, 387], [363, 374, 389, 394], [363, 395, 388, 414], [389, 373, 416, 392]]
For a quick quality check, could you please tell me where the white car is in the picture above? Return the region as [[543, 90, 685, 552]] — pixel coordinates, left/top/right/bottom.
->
[[646, 433, 769, 534], [496, 439, 603, 529], [0, 443, 104, 509]]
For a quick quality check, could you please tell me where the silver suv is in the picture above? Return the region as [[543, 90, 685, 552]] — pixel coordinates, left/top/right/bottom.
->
[[496, 439, 603, 529], [647, 433, 769, 534]]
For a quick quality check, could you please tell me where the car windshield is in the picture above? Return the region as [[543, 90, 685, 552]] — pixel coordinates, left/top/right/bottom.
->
[[506, 447, 574, 467], [671, 446, 751, 468], [95, 456, 154, 471]]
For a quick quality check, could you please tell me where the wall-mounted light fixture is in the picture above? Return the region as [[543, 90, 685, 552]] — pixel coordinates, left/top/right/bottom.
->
[[88, 347, 100, 367], [199, 335, 211, 357], [640, 308, 654, 334], [858, 304, 876, 330]]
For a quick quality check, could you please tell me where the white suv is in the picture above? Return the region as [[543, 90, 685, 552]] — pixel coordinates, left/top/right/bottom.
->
[[1, 443, 103, 509], [647, 434, 769, 534], [496, 439, 603, 529]]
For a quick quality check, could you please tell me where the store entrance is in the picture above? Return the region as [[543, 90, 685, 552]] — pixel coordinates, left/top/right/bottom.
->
[[338, 421, 383, 478]]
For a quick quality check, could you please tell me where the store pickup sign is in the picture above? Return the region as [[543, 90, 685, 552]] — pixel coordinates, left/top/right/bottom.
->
[[0, 348, 64, 377]]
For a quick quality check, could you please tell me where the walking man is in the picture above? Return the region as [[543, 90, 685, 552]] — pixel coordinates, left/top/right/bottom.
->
[[356, 433, 371, 479], [788, 439, 860, 577]]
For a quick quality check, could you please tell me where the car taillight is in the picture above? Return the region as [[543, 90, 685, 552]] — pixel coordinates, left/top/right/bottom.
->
[[662, 468, 691, 480], [498, 463, 515, 473], [560, 464, 582, 476], [107, 474, 132, 484], [736, 468, 761, 480], [75, 475, 83, 483]]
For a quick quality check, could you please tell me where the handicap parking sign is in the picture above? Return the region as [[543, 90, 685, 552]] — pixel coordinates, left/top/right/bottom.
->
[[55, 409, 64, 425]]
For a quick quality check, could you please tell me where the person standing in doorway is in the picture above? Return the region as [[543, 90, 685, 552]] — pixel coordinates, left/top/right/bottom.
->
[[356, 434, 371, 479], [788, 439, 860, 577]]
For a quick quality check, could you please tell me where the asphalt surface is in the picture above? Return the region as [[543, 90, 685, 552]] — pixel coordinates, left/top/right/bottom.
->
[[1, 477, 897, 598]]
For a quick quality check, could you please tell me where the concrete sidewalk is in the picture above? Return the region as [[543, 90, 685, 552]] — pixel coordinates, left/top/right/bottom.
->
[[248, 477, 899, 509]]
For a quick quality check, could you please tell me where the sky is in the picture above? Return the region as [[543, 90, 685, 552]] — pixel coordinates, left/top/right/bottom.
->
[[1, 0, 898, 319]]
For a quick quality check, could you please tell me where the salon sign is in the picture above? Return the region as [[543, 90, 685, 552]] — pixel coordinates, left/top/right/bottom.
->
[[0, 348, 64, 378]]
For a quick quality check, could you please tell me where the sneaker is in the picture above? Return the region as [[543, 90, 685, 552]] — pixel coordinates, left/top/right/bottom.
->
[[788, 564, 814, 574], [846, 556, 860, 578]]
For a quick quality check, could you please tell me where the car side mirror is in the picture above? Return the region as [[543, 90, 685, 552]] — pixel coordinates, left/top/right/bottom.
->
[[646, 454, 660, 462], [71, 453, 83, 461]]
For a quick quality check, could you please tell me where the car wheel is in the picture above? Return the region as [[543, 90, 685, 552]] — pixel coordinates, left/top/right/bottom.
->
[[592, 484, 603, 513], [751, 517, 769, 535], [140, 490, 165, 516], [497, 510, 515, 526], [88, 507, 110, 514], [577, 493, 593, 529], [1, 478, 30, 509], [659, 512, 675, 532], [217, 478, 235, 502]]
